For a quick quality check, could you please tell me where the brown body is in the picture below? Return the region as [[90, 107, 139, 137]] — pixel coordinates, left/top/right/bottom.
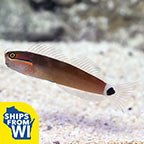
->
[[32, 54, 106, 94], [5, 51, 106, 95]]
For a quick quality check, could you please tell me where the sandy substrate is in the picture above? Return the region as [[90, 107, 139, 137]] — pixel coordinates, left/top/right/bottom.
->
[[0, 40, 144, 144]]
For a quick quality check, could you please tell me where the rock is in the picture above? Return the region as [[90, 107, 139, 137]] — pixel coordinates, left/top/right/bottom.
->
[[60, 3, 109, 41], [29, 0, 57, 11], [29, 0, 76, 11], [30, 0, 43, 2], [0, 0, 31, 40], [0, 0, 65, 41], [26, 11, 65, 41], [53, 0, 76, 6], [0, 0, 144, 43], [60, 0, 144, 42]]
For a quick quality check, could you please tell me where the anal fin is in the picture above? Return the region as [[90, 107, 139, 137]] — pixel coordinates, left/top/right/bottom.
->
[[58, 84, 105, 102]]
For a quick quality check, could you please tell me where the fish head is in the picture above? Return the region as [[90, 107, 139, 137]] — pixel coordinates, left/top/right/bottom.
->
[[5, 51, 35, 75]]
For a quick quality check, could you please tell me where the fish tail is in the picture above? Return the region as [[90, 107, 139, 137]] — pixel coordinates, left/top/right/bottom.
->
[[104, 81, 140, 112]]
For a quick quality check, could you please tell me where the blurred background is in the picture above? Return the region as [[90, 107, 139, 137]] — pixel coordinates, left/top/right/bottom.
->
[[0, 0, 144, 48]]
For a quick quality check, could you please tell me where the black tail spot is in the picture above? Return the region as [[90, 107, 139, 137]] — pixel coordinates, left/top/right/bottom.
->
[[106, 87, 115, 96]]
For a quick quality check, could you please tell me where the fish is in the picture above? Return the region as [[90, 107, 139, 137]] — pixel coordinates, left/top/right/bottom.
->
[[4, 44, 134, 111]]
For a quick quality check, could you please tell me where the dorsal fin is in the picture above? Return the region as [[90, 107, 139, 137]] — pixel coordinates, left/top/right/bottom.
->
[[27, 43, 100, 77], [68, 56, 100, 77], [27, 43, 69, 62]]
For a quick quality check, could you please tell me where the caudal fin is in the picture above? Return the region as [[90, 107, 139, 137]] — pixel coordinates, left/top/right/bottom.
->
[[105, 82, 140, 112]]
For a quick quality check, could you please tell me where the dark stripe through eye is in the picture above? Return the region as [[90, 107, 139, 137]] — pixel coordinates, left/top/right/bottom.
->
[[16, 58, 32, 63]]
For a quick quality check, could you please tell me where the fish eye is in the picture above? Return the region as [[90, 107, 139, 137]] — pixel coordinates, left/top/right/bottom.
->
[[9, 52, 16, 59]]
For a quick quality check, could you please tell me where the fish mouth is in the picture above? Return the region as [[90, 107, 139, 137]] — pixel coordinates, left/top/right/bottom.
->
[[5, 62, 9, 67], [5, 60, 13, 68], [5, 58, 9, 67]]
